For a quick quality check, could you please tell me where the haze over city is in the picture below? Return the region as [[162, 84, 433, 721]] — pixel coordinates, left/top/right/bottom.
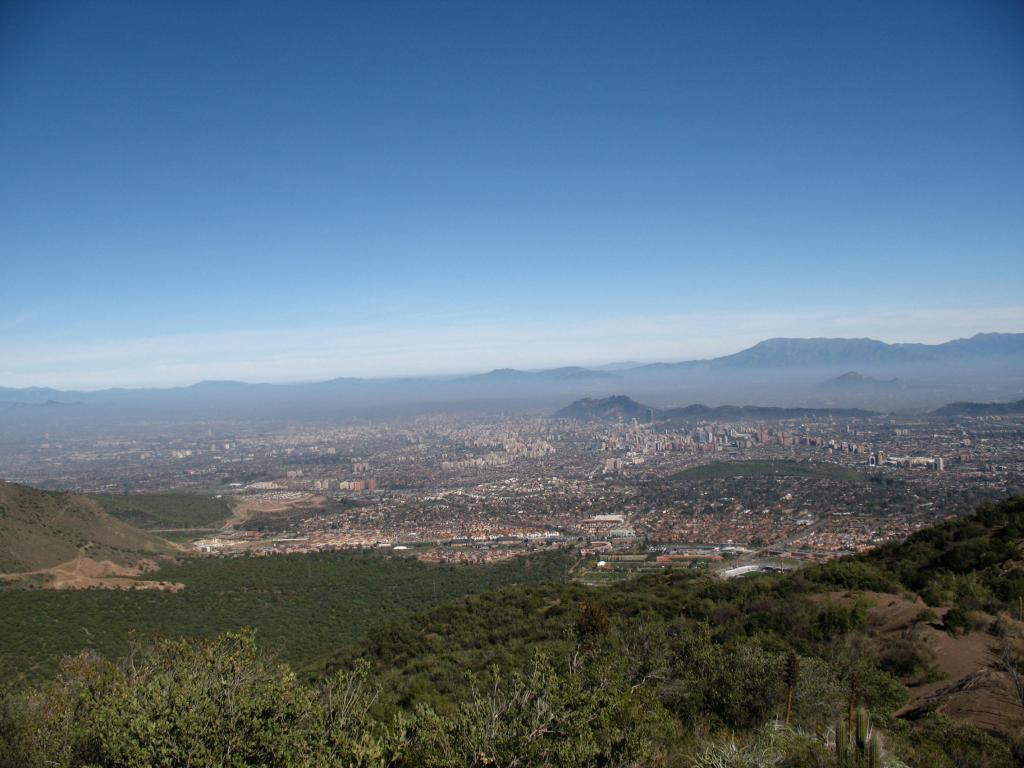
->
[[4, 4, 1024, 765]]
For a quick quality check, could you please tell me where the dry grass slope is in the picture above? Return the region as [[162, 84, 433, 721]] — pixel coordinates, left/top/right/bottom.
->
[[0, 480, 177, 577]]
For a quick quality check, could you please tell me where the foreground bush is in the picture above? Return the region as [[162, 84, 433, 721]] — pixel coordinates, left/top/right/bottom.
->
[[1, 631, 397, 768], [0, 631, 666, 768], [0, 623, 1012, 768]]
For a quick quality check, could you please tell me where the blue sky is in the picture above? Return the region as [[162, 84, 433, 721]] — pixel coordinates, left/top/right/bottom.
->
[[1, 0, 1022, 388]]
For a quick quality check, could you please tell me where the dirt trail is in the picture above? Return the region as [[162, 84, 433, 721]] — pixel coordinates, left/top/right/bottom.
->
[[0, 556, 184, 591]]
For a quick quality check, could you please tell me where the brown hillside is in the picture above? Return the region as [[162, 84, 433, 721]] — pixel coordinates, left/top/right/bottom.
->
[[818, 590, 1024, 739], [0, 480, 177, 574]]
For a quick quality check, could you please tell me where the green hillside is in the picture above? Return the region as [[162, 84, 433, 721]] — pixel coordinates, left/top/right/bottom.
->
[[90, 492, 233, 531], [859, 496, 1024, 630], [0, 548, 574, 686], [4, 498, 1024, 767], [670, 458, 864, 482], [0, 481, 176, 574]]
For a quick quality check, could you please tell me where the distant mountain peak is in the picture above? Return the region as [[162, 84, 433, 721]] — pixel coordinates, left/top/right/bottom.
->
[[819, 371, 907, 392], [464, 367, 617, 383], [553, 395, 654, 421], [464, 368, 528, 382]]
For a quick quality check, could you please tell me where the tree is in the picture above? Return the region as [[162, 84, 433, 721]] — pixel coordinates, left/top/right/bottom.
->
[[574, 600, 610, 641]]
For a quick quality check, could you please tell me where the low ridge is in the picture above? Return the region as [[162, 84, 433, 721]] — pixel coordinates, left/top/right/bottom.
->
[[0, 480, 176, 575]]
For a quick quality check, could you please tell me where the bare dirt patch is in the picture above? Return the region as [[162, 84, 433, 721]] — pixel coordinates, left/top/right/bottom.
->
[[226, 493, 326, 526], [0, 556, 184, 591], [817, 590, 1024, 736]]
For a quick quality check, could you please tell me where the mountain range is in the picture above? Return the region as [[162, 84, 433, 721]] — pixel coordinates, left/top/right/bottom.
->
[[1, 332, 1021, 429], [554, 395, 878, 423]]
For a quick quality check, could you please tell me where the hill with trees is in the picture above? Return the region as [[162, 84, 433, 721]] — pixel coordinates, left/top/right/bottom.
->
[[668, 459, 864, 482], [552, 395, 654, 422], [4, 497, 1024, 766], [930, 399, 1024, 417], [0, 548, 575, 688], [553, 396, 877, 423], [90, 492, 233, 532]]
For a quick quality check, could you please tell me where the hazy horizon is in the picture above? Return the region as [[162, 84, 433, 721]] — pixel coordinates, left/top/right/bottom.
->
[[4, 5, 1024, 763], [2, 1, 1022, 389], [1, 326, 1021, 392]]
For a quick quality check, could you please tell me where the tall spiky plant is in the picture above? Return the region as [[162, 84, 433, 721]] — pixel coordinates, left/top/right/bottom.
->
[[835, 719, 850, 768], [783, 650, 800, 725], [855, 706, 870, 749], [833, 706, 883, 768], [869, 735, 883, 768], [847, 670, 862, 731]]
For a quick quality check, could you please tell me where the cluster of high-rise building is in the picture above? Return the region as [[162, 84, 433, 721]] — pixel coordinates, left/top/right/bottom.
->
[[596, 422, 872, 457], [312, 477, 377, 491], [868, 451, 943, 471]]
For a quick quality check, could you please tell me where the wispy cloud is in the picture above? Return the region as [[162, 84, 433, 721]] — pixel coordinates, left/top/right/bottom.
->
[[1, 305, 1022, 390], [0, 304, 48, 334]]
